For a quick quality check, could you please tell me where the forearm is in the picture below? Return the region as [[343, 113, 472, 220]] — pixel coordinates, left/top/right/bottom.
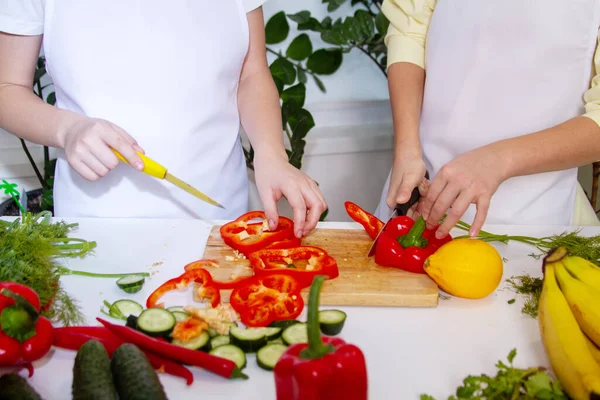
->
[[387, 62, 426, 155], [491, 116, 600, 179], [0, 85, 82, 148], [237, 68, 287, 160]]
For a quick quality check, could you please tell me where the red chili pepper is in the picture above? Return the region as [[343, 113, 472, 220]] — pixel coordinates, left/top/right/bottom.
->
[[97, 318, 247, 380], [274, 275, 368, 400], [248, 246, 339, 288], [146, 268, 220, 309], [219, 211, 296, 256], [344, 201, 384, 240], [229, 274, 304, 327], [374, 216, 452, 274], [53, 326, 194, 385], [0, 284, 54, 369]]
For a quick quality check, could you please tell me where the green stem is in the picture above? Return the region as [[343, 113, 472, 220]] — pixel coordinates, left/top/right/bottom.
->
[[355, 45, 387, 77], [57, 266, 149, 279], [300, 275, 335, 359], [398, 216, 428, 248], [19, 138, 44, 187]]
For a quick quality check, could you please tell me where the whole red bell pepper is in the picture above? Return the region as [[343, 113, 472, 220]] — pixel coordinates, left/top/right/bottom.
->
[[344, 201, 384, 240], [220, 211, 297, 256], [146, 268, 220, 309], [229, 274, 304, 327], [374, 216, 452, 274], [248, 246, 339, 288], [274, 275, 368, 400], [0, 284, 54, 372]]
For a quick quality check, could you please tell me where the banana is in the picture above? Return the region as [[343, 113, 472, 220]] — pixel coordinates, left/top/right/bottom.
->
[[563, 255, 600, 293], [538, 261, 600, 399], [585, 333, 600, 367], [555, 260, 600, 348]]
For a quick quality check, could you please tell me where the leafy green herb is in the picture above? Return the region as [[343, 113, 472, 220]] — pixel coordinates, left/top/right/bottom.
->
[[101, 300, 126, 321], [508, 298, 516, 304], [421, 349, 567, 399], [506, 275, 543, 318], [0, 211, 148, 325]]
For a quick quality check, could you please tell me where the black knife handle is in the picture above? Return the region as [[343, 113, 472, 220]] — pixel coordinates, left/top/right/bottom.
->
[[394, 171, 429, 216]]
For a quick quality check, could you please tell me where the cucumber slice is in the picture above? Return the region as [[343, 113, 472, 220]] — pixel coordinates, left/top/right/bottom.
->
[[171, 311, 189, 323], [137, 308, 176, 337], [210, 335, 230, 350], [166, 306, 187, 314], [229, 326, 268, 352], [126, 315, 138, 330], [268, 337, 285, 346], [269, 320, 301, 329], [257, 344, 288, 371], [116, 275, 146, 294], [172, 331, 210, 351], [209, 345, 246, 369], [318, 309, 347, 336], [112, 300, 144, 318], [282, 323, 307, 345]]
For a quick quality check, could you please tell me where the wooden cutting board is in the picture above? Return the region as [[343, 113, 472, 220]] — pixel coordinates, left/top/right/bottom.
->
[[198, 226, 439, 307]]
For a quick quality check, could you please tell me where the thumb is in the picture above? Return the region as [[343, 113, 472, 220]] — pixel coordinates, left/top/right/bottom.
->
[[260, 190, 280, 231]]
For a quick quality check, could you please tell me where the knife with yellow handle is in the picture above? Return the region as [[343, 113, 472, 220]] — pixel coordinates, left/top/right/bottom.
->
[[112, 149, 225, 209]]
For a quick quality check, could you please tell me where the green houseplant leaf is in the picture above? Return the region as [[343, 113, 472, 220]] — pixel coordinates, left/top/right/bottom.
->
[[307, 49, 343, 75], [286, 34, 313, 61], [270, 58, 297, 85], [288, 11, 311, 24], [265, 11, 290, 44], [281, 84, 306, 109]]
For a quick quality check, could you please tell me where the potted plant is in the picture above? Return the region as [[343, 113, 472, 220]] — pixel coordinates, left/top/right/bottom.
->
[[0, 56, 56, 216]]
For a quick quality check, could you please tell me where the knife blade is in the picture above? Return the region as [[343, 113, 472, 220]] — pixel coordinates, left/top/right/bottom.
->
[[367, 184, 424, 257], [112, 149, 225, 209]]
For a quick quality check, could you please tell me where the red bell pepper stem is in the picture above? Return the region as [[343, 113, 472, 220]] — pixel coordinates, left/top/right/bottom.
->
[[397, 216, 428, 248], [53, 326, 194, 385], [300, 275, 334, 359], [97, 318, 248, 380]]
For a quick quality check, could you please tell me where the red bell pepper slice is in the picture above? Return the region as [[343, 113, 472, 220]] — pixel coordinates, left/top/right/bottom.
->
[[220, 211, 296, 256], [248, 246, 339, 288], [374, 216, 452, 274], [229, 274, 304, 327], [274, 275, 368, 400], [146, 268, 220, 309], [0, 285, 54, 370], [183, 259, 220, 272], [344, 201, 384, 240]]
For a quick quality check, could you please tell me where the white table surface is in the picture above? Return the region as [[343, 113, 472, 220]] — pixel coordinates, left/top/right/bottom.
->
[[1, 217, 595, 399]]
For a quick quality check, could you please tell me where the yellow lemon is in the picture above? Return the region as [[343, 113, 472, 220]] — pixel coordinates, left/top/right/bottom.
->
[[424, 238, 504, 299]]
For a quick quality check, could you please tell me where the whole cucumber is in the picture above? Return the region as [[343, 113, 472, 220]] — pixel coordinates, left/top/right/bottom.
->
[[72, 340, 117, 400], [0, 373, 42, 400], [111, 343, 168, 400]]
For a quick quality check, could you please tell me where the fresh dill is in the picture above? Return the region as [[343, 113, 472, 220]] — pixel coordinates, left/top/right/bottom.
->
[[505, 275, 543, 318]]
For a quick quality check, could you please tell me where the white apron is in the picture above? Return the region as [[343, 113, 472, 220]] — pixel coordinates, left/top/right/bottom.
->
[[376, 0, 600, 226], [43, 0, 250, 219]]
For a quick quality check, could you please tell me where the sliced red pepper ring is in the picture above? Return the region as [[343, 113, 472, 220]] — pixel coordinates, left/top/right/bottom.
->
[[229, 274, 304, 327], [248, 246, 339, 288], [219, 211, 296, 256], [171, 317, 208, 342], [183, 259, 220, 272], [146, 268, 220, 309], [344, 201, 384, 240]]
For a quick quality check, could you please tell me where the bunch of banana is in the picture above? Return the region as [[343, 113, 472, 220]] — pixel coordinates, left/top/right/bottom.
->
[[539, 246, 600, 399]]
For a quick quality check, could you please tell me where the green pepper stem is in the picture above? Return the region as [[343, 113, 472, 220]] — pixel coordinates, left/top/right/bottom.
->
[[57, 266, 149, 279], [299, 275, 335, 360], [398, 216, 428, 248]]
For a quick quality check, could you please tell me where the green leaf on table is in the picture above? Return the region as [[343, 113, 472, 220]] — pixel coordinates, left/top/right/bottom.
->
[[281, 84, 306, 109], [354, 9, 375, 40], [507, 348, 517, 364], [270, 58, 296, 85], [288, 11, 311, 24], [375, 11, 390, 35], [327, 0, 347, 12], [265, 11, 289, 44], [297, 67, 307, 84], [286, 34, 313, 61], [307, 49, 343, 75], [313, 75, 326, 92]]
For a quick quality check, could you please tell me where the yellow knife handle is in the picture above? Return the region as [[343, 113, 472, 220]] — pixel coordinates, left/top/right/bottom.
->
[[112, 149, 167, 179]]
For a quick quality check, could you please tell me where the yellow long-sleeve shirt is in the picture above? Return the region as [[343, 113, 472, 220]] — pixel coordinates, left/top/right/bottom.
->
[[380, 0, 600, 128], [380, 0, 600, 226]]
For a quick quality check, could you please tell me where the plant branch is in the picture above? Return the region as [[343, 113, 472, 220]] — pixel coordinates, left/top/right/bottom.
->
[[19, 139, 44, 187], [267, 48, 318, 79], [592, 161, 600, 210], [359, 0, 377, 16], [355, 45, 387, 77]]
